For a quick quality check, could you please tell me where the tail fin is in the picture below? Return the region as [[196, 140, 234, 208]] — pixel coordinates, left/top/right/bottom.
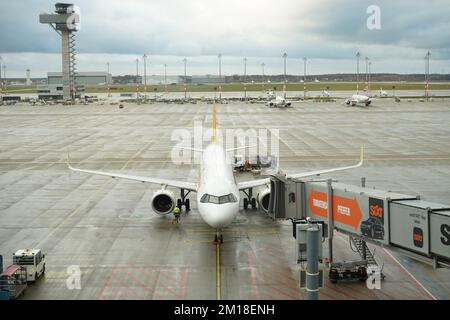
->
[[212, 101, 217, 144]]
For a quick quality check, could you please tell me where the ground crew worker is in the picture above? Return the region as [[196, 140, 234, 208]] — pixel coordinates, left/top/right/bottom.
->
[[172, 206, 181, 224]]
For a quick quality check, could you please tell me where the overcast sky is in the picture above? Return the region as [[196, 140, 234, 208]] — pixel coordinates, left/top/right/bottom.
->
[[1, 0, 449, 77]]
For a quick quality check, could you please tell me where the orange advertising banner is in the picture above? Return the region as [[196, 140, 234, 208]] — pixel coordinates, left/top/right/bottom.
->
[[308, 190, 362, 230]]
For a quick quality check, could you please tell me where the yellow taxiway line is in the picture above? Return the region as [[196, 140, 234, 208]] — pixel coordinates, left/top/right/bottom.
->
[[216, 242, 221, 300]]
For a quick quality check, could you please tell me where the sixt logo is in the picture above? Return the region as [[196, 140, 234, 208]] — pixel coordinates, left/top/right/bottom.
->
[[413, 227, 424, 248], [370, 205, 383, 218], [441, 224, 450, 245]]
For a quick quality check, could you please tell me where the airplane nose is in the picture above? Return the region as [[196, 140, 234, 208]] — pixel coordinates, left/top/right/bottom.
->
[[198, 204, 238, 228]]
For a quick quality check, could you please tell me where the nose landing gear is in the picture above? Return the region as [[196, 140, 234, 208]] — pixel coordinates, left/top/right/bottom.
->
[[242, 188, 257, 210], [214, 229, 224, 244]]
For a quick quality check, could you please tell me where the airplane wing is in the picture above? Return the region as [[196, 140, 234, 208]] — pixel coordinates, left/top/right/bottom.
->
[[67, 156, 198, 192], [288, 147, 363, 179], [226, 145, 256, 152], [237, 146, 364, 190], [237, 178, 271, 190], [174, 146, 204, 153]]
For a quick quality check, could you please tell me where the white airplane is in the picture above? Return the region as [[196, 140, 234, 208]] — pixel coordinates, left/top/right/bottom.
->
[[266, 96, 292, 108], [266, 90, 276, 99], [345, 94, 372, 107], [379, 88, 388, 97], [68, 102, 364, 243]]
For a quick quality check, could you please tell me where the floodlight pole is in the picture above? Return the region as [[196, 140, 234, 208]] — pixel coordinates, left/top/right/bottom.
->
[[106, 62, 110, 96], [183, 58, 187, 100], [143, 54, 148, 99], [303, 57, 307, 100], [283, 53, 288, 99], [218, 53, 222, 102], [261, 62, 265, 92], [136, 58, 140, 98], [425, 51, 431, 100], [365, 57, 369, 92], [356, 52, 361, 94], [243, 57, 247, 101], [164, 64, 168, 94]]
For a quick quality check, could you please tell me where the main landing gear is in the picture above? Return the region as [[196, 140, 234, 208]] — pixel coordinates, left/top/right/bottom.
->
[[214, 229, 224, 244], [177, 188, 191, 212], [242, 188, 257, 210]]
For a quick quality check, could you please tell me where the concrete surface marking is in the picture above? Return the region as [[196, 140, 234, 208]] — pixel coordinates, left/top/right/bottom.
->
[[383, 248, 437, 300]]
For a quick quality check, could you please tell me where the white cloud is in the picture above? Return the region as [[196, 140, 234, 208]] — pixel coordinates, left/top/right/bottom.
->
[[0, 0, 449, 76]]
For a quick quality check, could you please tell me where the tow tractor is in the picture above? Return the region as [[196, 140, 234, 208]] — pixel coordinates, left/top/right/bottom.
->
[[12, 249, 46, 282], [328, 260, 368, 283]]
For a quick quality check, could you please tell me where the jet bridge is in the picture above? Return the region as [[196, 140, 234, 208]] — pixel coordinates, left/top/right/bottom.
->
[[267, 175, 450, 268]]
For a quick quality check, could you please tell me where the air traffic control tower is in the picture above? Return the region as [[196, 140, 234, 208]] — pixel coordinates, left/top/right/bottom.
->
[[40, 3, 81, 101]]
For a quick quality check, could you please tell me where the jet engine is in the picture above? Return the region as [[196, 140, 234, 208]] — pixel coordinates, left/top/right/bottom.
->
[[257, 187, 271, 213], [151, 190, 175, 215]]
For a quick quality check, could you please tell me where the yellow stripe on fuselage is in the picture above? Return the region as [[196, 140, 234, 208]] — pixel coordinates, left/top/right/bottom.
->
[[212, 101, 217, 144]]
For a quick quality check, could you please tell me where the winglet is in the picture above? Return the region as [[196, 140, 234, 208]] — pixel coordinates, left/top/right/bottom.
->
[[359, 145, 364, 166], [212, 100, 217, 144], [67, 152, 73, 170]]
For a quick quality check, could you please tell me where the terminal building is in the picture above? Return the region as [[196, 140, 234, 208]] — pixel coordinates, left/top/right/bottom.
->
[[37, 72, 109, 100], [182, 75, 226, 84], [140, 75, 227, 85], [47, 72, 112, 85], [144, 75, 180, 85], [37, 84, 85, 100]]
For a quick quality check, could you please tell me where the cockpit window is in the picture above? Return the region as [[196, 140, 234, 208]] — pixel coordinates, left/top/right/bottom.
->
[[200, 193, 237, 204], [209, 195, 220, 204], [219, 194, 237, 204], [200, 194, 209, 203]]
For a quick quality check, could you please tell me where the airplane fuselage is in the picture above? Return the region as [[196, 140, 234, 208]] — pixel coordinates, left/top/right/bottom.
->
[[347, 94, 372, 106], [196, 144, 240, 228]]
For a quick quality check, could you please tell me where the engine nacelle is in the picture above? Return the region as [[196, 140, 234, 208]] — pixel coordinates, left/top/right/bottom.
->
[[151, 190, 175, 215], [257, 187, 271, 213]]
